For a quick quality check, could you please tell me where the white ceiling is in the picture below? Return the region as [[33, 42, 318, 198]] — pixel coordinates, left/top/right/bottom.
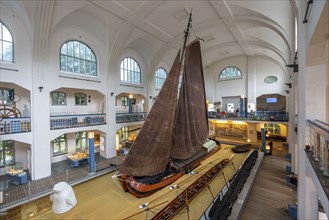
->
[[6, 0, 297, 69]]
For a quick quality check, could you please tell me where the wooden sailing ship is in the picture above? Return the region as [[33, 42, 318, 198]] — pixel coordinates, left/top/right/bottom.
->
[[113, 12, 220, 198]]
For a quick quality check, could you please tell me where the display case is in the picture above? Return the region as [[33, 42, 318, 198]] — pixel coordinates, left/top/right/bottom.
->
[[6, 163, 28, 184], [67, 151, 89, 168]]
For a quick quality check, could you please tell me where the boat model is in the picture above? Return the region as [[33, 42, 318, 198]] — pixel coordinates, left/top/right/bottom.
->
[[113, 12, 220, 198], [231, 144, 251, 153]]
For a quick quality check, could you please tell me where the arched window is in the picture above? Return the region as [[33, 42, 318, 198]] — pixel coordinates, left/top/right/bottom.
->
[[218, 66, 242, 81], [155, 67, 167, 88], [51, 91, 66, 105], [0, 21, 14, 63], [120, 57, 141, 84], [60, 41, 97, 76]]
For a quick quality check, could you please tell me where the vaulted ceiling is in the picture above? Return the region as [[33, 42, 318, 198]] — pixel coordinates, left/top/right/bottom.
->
[[4, 0, 297, 69]]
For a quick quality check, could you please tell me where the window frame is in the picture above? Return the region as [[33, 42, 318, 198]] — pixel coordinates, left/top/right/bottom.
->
[[76, 131, 87, 152], [52, 134, 67, 156], [75, 93, 87, 106], [0, 21, 14, 63], [51, 91, 67, 106], [0, 140, 15, 167], [60, 40, 97, 77], [0, 87, 14, 105], [121, 96, 128, 106], [218, 66, 242, 81], [119, 126, 129, 142], [120, 57, 142, 85], [264, 76, 278, 84], [264, 123, 280, 135], [155, 67, 167, 89]]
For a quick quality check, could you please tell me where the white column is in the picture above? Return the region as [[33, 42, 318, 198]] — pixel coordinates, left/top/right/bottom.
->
[[290, 73, 297, 173], [296, 1, 307, 218], [305, 175, 318, 218], [31, 62, 51, 180], [247, 56, 256, 104]]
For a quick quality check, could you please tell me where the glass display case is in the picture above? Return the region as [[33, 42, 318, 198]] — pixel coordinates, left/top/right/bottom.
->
[[67, 151, 89, 167], [6, 162, 27, 184]]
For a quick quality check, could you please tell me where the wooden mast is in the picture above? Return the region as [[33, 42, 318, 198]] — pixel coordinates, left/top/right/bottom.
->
[[180, 11, 192, 64]]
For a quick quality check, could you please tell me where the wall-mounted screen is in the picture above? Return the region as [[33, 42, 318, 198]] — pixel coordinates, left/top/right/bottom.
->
[[266, 97, 277, 103]]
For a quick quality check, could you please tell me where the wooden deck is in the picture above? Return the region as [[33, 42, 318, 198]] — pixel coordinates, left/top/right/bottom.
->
[[240, 155, 295, 220]]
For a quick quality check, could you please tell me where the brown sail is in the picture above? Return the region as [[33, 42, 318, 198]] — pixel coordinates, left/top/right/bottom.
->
[[171, 40, 209, 159], [114, 12, 220, 198], [118, 51, 181, 177]]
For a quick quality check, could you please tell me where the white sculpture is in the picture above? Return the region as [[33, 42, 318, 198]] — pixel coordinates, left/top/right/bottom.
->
[[50, 182, 77, 214]]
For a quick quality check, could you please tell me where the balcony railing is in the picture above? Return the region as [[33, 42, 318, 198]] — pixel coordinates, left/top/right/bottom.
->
[[208, 110, 289, 122], [0, 117, 31, 135], [116, 112, 147, 123], [50, 113, 106, 130]]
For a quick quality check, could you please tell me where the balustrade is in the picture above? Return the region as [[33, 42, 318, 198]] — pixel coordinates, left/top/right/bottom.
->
[[0, 117, 31, 135], [50, 113, 106, 130], [116, 112, 147, 123]]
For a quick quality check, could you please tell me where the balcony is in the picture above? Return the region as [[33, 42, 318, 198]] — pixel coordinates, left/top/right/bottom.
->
[[0, 117, 31, 135], [208, 110, 289, 122], [116, 112, 147, 123], [305, 120, 329, 212], [50, 113, 106, 130]]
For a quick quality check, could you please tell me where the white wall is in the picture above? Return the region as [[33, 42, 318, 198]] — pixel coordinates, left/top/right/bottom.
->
[[210, 56, 248, 104], [205, 55, 288, 106], [305, 65, 327, 121], [0, 3, 33, 90], [49, 89, 105, 115], [15, 142, 29, 170], [254, 57, 288, 100]]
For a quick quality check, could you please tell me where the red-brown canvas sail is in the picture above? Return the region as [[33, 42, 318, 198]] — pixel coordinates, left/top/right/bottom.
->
[[118, 51, 181, 177], [171, 40, 208, 159]]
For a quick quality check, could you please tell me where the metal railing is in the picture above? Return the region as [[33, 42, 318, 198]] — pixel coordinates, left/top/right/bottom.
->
[[0, 117, 31, 135], [0, 160, 119, 214], [116, 112, 147, 123], [50, 113, 106, 130], [208, 110, 289, 122]]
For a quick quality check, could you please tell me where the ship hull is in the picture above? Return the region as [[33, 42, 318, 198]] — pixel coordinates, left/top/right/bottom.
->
[[119, 172, 184, 198], [116, 142, 220, 198]]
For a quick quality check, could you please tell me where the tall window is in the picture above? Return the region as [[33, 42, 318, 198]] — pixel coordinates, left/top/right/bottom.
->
[[218, 66, 242, 81], [0, 21, 14, 63], [60, 41, 97, 76], [75, 93, 87, 106], [121, 96, 128, 106], [0, 140, 15, 167], [76, 131, 87, 151], [155, 67, 167, 89], [52, 135, 67, 156], [51, 91, 66, 105], [118, 126, 129, 142], [120, 57, 141, 84]]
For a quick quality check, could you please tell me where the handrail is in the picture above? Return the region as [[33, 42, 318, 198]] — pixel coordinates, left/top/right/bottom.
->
[[50, 113, 105, 118], [307, 119, 329, 134], [115, 112, 147, 115]]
